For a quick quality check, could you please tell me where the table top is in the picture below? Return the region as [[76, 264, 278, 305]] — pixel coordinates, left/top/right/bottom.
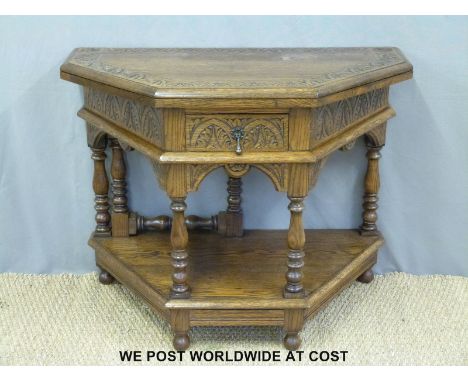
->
[[61, 47, 412, 99]]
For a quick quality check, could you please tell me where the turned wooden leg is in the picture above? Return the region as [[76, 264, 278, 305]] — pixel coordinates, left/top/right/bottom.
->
[[91, 147, 111, 236], [170, 198, 191, 299], [171, 310, 190, 350], [284, 197, 306, 298], [360, 144, 383, 236], [357, 268, 374, 283], [283, 309, 304, 350], [98, 268, 115, 285], [218, 176, 244, 237], [110, 138, 130, 237]]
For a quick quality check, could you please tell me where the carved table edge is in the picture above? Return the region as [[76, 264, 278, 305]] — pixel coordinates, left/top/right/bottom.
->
[[61, 67, 412, 107]]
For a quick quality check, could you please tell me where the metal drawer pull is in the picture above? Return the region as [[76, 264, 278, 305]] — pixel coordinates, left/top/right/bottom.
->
[[231, 127, 245, 155]]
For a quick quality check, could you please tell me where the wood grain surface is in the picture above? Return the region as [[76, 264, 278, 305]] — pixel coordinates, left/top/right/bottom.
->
[[90, 229, 382, 310], [62, 47, 411, 349], [61, 48, 412, 100]]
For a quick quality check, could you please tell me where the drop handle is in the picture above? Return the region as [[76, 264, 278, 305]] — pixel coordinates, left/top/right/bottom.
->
[[231, 127, 245, 155]]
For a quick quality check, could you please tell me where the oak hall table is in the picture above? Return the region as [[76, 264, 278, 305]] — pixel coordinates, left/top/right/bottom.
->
[[60, 48, 413, 350]]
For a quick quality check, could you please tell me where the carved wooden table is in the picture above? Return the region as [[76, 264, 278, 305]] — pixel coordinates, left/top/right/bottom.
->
[[60, 48, 412, 350]]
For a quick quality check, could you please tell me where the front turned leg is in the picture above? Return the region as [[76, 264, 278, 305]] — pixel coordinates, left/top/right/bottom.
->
[[284, 197, 306, 298], [283, 309, 304, 350], [360, 144, 383, 236], [171, 310, 190, 350], [170, 198, 191, 299]]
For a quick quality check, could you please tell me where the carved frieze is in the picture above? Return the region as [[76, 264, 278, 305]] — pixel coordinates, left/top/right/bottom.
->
[[311, 88, 389, 146], [84, 88, 164, 148]]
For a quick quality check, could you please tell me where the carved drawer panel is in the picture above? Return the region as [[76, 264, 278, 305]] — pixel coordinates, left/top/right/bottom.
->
[[186, 114, 288, 152]]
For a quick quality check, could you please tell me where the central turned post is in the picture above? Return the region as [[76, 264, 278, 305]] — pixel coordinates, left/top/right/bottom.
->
[[227, 177, 242, 214], [170, 197, 191, 299], [217, 174, 244, 237]]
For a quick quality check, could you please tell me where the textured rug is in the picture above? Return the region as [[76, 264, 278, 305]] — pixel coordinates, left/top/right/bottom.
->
[[0, 272, 467, 365]]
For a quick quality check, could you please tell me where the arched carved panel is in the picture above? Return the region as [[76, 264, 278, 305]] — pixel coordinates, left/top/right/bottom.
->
[[187, 164, 222, 192], [365, 123, 387, 147], [86, 123, 106, 149], [151, 160, 169, 191], [309, 159, 327, 189], [253, 164, 289, 192], [150, 160, 328, 195], [181, 162, 325, 194]]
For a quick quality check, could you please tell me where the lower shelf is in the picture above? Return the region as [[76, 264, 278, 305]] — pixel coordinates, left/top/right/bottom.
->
[[90, 229, 382, 327]]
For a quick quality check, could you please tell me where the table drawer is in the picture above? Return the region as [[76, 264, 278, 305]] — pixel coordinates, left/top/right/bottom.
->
[[185, 113, 289, 153]]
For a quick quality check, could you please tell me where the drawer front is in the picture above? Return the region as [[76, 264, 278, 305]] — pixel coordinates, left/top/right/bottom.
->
[[186, 114, 289, 152]]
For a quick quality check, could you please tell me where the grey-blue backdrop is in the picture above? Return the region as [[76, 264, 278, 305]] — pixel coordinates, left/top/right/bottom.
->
[[0, 16, 466, 275]]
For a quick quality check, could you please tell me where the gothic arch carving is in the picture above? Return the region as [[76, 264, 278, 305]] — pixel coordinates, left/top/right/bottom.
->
[[183, 163, 290, 194], [365, 123, 387, 147], [253, 164, 288, 192], [150, 161, 326, 195], [86, 123, 107, 149], [187, 164, 222, 192]]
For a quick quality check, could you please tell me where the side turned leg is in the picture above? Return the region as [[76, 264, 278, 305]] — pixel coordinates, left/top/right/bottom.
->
[[283, 309, 304, 350], [110, 138, 129, 237], [360, 144, 383, 236], [170, 198, 191, 299], [91, 147, 111, 236], [284, 197, 306, 298], [359, 125, 386, 283], [171, 310, 190, 350]]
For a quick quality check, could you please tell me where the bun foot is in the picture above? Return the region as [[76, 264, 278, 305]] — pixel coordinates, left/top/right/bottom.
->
[[283, 333, 301, 350], [98, 269, 115, 285], [357, 269, 374, 284], [173, 333, 190, 351]]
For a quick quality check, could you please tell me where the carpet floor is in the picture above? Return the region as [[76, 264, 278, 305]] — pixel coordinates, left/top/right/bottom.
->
[[0, 272, 467, 365]]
